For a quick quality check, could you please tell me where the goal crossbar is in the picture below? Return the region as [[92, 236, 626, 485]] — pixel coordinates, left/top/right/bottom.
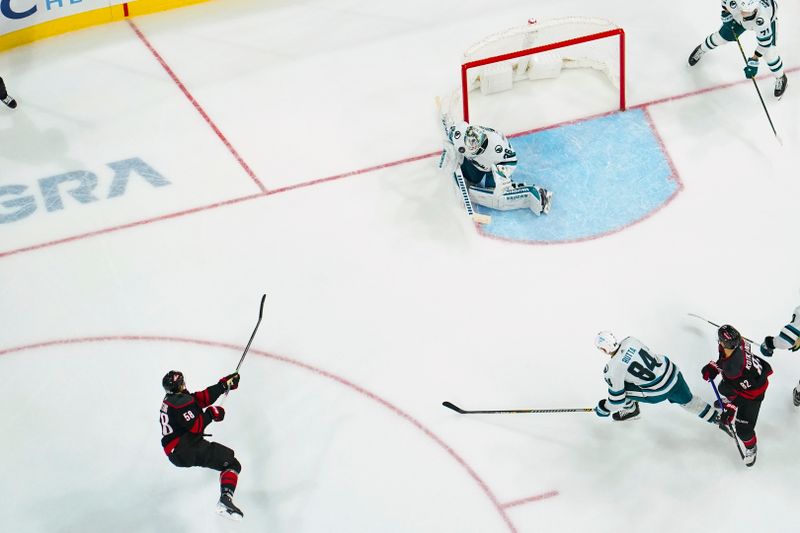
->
[[460, 27, 626, 121]]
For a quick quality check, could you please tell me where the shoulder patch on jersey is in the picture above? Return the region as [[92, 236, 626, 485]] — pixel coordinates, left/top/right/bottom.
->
[[494, 145, 503, 153], [454, 130, 462, 140], [729, 0, 737, 8], [756, 17, 764, 25]]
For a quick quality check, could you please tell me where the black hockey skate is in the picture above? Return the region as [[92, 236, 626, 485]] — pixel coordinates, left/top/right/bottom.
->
[[216, 493, 243, 521], [540, 188, 553, 215], [1, 95, 16, 109], [775, 74, 788, 99], [793, 386, 800, 407], [688, 45, 705, 66], [743, 444, 757, 467], [612, 402, 640, 421]]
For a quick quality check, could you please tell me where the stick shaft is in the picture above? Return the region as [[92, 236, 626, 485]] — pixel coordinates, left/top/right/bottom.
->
[[734, 36, 779, 139], [442, 401, 591, 414], [709, 380, 745, 459], [688, 313, 757, 344], [235, 293, 266, 373]]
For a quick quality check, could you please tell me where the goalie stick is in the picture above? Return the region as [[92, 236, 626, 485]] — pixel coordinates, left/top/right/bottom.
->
[[442, 401, 592, 415], [434, 97, 491, 225], [687, 313, 759, 346]]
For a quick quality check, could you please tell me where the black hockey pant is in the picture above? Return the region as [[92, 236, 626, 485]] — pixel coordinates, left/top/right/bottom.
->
[[168, 436, 240, 473]]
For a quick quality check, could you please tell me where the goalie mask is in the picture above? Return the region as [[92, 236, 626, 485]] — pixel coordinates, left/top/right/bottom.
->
[[595, 331, 619, 355], [464, 125, 487, 156]]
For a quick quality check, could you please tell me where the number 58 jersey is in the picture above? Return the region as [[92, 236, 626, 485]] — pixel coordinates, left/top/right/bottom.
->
[[603, 336, 681, 407]]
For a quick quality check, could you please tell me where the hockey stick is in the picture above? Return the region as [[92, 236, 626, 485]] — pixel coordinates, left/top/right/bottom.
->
[[442, 401, 592, 415], [709, 380, 746, 460], [734, 35, 781, 144], [235, 293, 267, 373], [218, 293, 266, 406], [687, 313, 758, 345], [434, 97, 491, 225]]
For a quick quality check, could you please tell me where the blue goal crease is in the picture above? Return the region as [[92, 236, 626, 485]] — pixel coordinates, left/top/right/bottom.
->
[[476, 109, 679, 244]]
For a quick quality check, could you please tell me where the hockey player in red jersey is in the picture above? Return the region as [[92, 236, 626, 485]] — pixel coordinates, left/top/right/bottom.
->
[[159, 370, 244, 520], [701, 325, 772, 467]]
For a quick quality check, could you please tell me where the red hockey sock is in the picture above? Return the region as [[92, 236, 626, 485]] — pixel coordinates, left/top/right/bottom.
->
[[220, 469, 239, 494]]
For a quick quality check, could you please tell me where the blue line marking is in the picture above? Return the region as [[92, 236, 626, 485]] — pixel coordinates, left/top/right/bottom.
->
[[476, 109, 678, 243]]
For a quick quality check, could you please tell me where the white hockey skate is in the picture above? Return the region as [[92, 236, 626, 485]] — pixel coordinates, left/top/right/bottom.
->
[[743, 444, 757, 467], [216, 493, 244, 521], [2, 95, 16, 109]]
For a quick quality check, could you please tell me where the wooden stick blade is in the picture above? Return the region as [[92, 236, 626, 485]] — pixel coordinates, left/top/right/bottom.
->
[[472, 213, 491, 225]]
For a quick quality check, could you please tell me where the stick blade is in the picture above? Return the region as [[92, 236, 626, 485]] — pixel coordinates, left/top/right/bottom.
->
[[442, 401, 466, 414], [472, 213, 492, 225], [258, 293, 266, 318]]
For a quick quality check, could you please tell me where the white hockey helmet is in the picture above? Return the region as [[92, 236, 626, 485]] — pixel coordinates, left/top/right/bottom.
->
[[595, 331, 620, 354], [738, 0, 759, 19], [464, 125, 487, 156]]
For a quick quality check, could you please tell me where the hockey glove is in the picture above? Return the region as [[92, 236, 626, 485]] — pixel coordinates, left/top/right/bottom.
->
[[220, 373, 240, 391], [701, 361, 720, 382], [760, 336, 775, 357], [720, 403, 736, 427], [744, 57, 759, 79], [207, 406, 225, 422], [594, 399, 611, 418]]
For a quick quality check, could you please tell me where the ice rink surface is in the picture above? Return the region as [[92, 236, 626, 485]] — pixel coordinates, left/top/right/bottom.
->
[[1, 0, 799, 531]]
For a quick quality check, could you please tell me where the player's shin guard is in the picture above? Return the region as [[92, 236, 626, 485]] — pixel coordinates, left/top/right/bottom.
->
[[682, 395, 719, 424], [220, 469, 239, 496]]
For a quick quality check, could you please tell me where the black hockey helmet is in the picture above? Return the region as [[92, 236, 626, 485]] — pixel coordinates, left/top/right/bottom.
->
[[162, 370, 185, 393], [718, 325, 741, 350]]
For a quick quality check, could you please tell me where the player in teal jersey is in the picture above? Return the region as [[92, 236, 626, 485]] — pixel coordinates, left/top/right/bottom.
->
[[759, 304, 800, 405], [688, 0, 787, 98], [594, 331, 721, 424]]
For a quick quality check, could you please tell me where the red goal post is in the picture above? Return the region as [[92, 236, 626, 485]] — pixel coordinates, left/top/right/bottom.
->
[[459, 17, 626, 122]]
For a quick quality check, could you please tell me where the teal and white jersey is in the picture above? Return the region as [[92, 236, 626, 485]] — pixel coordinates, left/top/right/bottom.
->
[[603, 336, 680, 410], [772, 305, 800, 351], [722, 0, 778, 52], [449, 123, 518, 187]]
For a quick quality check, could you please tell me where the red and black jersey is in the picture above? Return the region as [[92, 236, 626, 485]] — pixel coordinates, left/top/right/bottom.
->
[[158, 382, 225, 455], [717, 340, 772, 401]]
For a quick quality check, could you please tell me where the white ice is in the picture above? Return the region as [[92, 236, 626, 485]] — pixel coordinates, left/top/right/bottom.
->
[[1, 0, 799, 531]]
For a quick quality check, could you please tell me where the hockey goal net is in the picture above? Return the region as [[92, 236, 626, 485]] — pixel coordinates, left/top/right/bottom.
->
[[448, 17, 625, 127]]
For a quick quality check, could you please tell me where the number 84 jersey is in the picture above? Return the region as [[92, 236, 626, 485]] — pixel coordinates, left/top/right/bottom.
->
[[603, 336, 680, 407]]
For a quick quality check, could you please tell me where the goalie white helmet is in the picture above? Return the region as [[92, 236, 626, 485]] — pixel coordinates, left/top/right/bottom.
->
[[464, 125, 487, 156], [595, 331, 620, 355]]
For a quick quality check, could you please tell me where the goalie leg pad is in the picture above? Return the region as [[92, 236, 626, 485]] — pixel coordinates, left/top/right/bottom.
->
[[468, 183, 547, 215]]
